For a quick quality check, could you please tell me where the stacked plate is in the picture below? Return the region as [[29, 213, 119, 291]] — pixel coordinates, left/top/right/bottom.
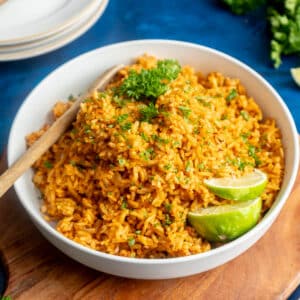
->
[[0, 0, 108, 61]]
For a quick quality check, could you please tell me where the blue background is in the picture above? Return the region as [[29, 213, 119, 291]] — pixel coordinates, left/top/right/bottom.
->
[[0, 0, 299, 298]]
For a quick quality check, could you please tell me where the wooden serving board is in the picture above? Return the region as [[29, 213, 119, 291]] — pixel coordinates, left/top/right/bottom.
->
[[0, 152, 300, 300]]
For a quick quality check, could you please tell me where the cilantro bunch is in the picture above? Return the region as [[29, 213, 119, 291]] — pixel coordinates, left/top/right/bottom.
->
[[222, 0, 300, 68], [117, 59, 181, 100]]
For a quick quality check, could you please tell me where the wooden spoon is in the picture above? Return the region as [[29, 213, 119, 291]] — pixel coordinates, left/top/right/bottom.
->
[[0, 64, 124, 198]]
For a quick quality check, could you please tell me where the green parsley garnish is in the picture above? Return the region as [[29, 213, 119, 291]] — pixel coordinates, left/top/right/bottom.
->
[[117, 59, 181, 101], [151, 134, 169, 144], [248, 144, 261, 166], [178, 106, 191, 119], [226, 89, 238, 102], [140, 148, 155, 161], [116, 114, 129, 123], [118, 158, 126, 166], [164, 164, 172, 170], [165, 203, 172, 213], [139, 102, 159, 123], [185, 160, 192, 172], [128, 237, 136, 247], [135, 230, 141, 235], [164, 213, 172, 226], [140, 132, 150, 142], [43, 161, 53, 169], [240, 110, 250, 121], [120, 122, 132, 131], [121, 200, 127, 209]]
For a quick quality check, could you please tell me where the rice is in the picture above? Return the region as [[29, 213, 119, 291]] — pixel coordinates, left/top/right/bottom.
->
[[27, 55, 284, 258]]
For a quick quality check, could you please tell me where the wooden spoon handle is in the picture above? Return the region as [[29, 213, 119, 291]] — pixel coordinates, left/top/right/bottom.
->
[[0, 64, 123, 198]]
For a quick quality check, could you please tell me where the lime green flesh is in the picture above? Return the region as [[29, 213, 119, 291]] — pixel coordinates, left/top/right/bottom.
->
[[291, 67, 300, 87], [187, 197, 262, 242], [204, 169, 267, 201]]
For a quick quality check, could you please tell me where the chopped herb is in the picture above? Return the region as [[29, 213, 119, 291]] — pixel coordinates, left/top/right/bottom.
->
[[151, 134, 169, 144], [139, 102, 159, 123], [98, 92, 107, 98], [43, 161, 53, 169], [121, 201, 127, 209], [84, 125, 91, 134], [116, 114, 129, 123], [140, 148, 155, 161], [221, 114, 228, 120], [178, 106, 191, 119], [107, 124, 114, 128], [135, 230, 141, 235], [164, 213, 172, 226], [195, 96, 211, 107], [118, 158, 126, 166], [241, 132, 250, 142], [197, 162, 205, 170], [164, 164, 172, 170], [226, 89, 238, 102], [248, 145, 261, 166], [193, 127, 200, 134], [173, 141, 181, 147], [128, 237, 135, 247], [70, 160, 77, 166], [120, 122, 132, 131], [112, 96, 126, 107], [165, 203, 172, 213], [185, 160, 192, 172], [141, 132, 150, 142], [117, 59, 181, 101], [240, 110, 250, 121]]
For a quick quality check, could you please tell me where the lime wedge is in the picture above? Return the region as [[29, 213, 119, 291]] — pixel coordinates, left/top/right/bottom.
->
[[187, 197, 262, 242], [291, 67, 300, 86], [204, 169, 267, 201]]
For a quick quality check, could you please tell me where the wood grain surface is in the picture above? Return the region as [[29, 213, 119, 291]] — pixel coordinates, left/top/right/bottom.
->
[[1, 152, 299, 300]]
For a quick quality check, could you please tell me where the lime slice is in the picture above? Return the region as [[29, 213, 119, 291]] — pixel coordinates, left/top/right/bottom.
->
[[204, 169, 267, 201], [291, 67, 300, 86], [187, 197, 262, 242]]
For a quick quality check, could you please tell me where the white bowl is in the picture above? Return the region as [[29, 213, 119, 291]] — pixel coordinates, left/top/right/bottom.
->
[[8, 40, 299, 279]]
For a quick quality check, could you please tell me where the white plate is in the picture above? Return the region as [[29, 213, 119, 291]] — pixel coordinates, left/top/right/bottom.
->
[[0, 0, 101, 45], [7, 40, 299, 279], [0, 0, 108, 61]]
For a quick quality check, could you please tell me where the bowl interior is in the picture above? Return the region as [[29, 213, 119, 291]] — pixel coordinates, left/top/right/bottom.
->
[[8, 40, 299, 261]]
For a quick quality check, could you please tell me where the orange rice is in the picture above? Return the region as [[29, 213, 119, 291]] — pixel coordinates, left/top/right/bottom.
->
[[27, 55, 284, 258]]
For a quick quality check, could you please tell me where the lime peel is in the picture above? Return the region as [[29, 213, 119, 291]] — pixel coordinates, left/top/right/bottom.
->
[[187, 197, 262, 242], [204, 169, 267, 201]]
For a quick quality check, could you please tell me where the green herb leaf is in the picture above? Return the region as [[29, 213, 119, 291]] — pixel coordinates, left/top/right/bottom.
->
[[117, 59, 181, 101], [139, 102, 159, 123], [141, 132, 150, 142], [178, 106, 191, 119], [44, 161, 53, 169], [120, 122, 132, 131], [140, 148, 155, 161], [116, 114, 129, 123], [226, 89, 238, 102], [128, 237, 136, 247], [240, 110, 250, 121]]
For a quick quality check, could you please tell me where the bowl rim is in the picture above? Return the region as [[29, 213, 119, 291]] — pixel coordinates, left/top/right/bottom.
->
[[8, 39, 300, 265]]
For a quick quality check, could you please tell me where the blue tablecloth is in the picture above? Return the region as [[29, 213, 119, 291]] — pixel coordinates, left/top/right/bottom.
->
[[0, 0, 299, 298]]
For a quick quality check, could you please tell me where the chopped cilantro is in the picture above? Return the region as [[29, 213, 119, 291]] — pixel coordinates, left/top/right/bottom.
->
[[140, 148, 155, 161], [116, 114, 129, 123], [118, 158, 126, 166], [195, 96, 211, 107], [43, 161, 53, 169], [128, 237, 135, 247], [135, 230, 141, 235], [178, 106, 191, 119], [164, 164, 172, 170], [197, 162, 205, 170], [241, 132, 250, 142], [120, 122, 132, 131], [185, 160, 192, 172], [121, 200, 127, 209], [112, 96, 126, 107], [240, 110, 250, 121], [151, 134, 169, 144], [141, 132, 150, 142], [248, 144, 261, 166], [139, 102, 159, 123], [164, 213, 172, 226], [165, 203, 172, 213], [116, 59, 181, 101], [226, 89, 238, 102]]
